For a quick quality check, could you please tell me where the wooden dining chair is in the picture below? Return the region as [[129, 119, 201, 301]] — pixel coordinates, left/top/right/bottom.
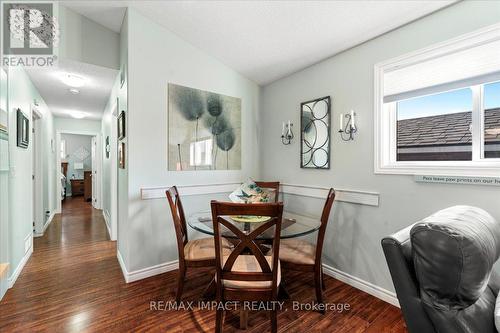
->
[[254, 181, 280, 203], [211, 201, 284, 333], [166, 186, 232, 304], [279, 188, 335, 312]]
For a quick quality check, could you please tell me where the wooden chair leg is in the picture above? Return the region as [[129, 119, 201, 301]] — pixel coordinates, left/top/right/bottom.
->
[[240, 309, 248, 329], [175, 266, 186, 304], [270, 309, 278, 333], [314, 270, 325, 314], [216, 309, 225, 333]]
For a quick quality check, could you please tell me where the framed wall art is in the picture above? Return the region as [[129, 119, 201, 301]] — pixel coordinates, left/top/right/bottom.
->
[[119, 142, 125, 169], [17, 109, 29, 149], [117, 111, 126, 140], [167, 83, 241, 171], [300, 96, 331, 169]]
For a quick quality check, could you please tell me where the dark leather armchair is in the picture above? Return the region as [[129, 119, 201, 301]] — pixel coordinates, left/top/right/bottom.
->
[[382, 206, 500, 333]]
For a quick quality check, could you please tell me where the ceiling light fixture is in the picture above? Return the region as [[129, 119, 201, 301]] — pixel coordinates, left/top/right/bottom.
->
[[70, 111, 87, 119], [60, 73, 86, 88], [69, 88, 80, 94]]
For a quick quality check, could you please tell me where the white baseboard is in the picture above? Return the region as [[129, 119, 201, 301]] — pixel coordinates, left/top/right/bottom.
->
[[34, 211, 56, 237], [103, 210, 112, 240], [117, 250, 179, 283], [113, 250, 397, 307], [322, 263, 399, 308], [8, 237, 33, 288]]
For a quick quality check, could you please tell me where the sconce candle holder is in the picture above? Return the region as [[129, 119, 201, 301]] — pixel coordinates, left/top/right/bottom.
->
[[281, 120, 294, 145], [338, 111, 357, 141]]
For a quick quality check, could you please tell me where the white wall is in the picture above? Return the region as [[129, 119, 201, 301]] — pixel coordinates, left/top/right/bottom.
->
[[5, 66, 56, 295], [54, 117, 101, 133], [260, 0, 500, 294], [0, 68, 9, 300], [118, 12, 129, 258], [122, 8, 260, 272], [101, 72, 121, 241], [57, 5, 120, 70]]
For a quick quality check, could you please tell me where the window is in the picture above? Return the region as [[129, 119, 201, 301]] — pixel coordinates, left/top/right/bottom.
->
[[60, 140, 66, 160], [396, 88, 473, 161], [374, 24, 500, 176]]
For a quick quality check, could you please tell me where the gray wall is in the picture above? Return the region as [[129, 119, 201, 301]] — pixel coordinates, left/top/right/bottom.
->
[[61, 134, 92, 196], [259, 1, 500, 293]]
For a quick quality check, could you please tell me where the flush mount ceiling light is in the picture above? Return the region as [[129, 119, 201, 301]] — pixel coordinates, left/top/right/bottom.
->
[[60, 73, 86, 88], [69, 88, 80, 94], [70, 111, 87, 119]]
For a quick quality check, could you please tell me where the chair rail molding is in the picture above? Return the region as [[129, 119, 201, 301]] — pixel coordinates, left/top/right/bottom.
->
[[281, 183, 379, 206], [141, 182, 379, 206]]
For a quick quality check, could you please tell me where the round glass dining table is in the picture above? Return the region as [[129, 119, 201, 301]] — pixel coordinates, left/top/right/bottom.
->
[[187, 211, 321, 240]]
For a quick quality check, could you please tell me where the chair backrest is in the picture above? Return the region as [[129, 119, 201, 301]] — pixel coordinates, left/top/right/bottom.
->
[[166, 186, 188, 261], [314, 188, 335, 263], [382, 206, 500, 333], [382, 224, 436, 333], [255, 181, 280, 203], [211, 201, 284, 294]]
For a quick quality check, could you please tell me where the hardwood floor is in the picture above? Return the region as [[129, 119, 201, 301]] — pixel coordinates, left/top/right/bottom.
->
[[0, 197, 407, 332]]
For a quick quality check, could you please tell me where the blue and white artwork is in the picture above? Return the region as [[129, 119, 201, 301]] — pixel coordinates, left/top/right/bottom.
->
[[168, 84, 241, 171]]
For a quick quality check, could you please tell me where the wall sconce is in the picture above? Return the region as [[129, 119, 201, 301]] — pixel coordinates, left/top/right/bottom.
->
[[281, 120, 294, 145], [338, 110, 357, 141]]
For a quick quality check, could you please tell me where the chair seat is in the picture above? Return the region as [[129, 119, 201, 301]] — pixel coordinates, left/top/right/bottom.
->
[[221, 255, 281, 289], [184, 237, 232, 261], [279, 239, 316, 265]]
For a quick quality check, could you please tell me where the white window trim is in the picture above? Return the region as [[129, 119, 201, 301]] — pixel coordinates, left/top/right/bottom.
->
[[374, 23, 500, 177]]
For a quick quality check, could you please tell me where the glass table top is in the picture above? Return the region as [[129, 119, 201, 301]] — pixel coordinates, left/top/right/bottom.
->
[[187, 211, 321, 240]]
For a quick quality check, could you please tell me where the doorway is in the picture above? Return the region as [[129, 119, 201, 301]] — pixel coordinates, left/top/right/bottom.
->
[[32, 106, 44, 237], [56, 131, 102, 214]]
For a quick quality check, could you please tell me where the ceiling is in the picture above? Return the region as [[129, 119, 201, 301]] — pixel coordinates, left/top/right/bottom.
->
[[26, 60, 118, 120], [60, 3, 126, 33], [63, 0, 455, 85]]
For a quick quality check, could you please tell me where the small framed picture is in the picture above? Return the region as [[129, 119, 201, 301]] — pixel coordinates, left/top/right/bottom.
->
[[17, 109, 29, 148], [117, 111, 126, 140], [119, 142, 125, 169], [105, 136, 110, 159]]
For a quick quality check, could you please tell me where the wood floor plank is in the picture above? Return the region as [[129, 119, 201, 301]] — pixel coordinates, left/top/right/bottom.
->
[[0, 197, 408, 332]]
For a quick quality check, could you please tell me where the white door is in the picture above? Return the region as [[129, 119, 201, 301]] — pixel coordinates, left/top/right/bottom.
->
[[32, 122, 36, 233], [91, 136, 97, 208]]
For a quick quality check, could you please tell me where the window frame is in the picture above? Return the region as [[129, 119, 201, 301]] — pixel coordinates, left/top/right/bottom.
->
[[374, 23, 500, 177]]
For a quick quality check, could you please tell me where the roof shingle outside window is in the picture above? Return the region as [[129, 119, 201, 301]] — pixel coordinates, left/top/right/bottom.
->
[[397, 108, 500, 147]]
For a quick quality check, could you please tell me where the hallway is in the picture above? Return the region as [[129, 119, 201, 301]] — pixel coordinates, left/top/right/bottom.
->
[[0, 197, 123, 331]]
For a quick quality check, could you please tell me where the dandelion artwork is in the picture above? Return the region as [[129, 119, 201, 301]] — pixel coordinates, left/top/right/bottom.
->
[[168, 84, 241, 171]]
